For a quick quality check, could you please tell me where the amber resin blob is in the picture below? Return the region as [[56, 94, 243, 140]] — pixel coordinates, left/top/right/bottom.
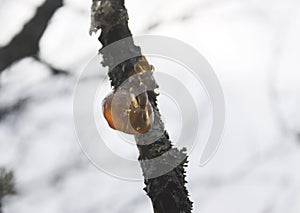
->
[[102, 91, 154, 134], [102, 57, 155, 135]]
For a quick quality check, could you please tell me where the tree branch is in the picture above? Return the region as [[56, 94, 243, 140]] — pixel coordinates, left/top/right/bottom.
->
[[91, 0, 193, 212], [0, 0, 64, 74]]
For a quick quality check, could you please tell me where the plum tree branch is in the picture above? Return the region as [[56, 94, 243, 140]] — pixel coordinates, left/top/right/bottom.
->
[[90, 0, 193, 212]]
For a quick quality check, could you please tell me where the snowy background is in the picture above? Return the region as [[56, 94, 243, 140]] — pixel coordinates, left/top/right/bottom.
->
[[1, 0, 300, 212]]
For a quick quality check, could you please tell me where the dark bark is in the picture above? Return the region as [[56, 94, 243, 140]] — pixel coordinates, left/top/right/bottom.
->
[[91, 0, 193, 212], [0, 0, 63, 74]]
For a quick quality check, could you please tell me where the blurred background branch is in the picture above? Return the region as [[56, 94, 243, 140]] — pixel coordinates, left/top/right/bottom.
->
[[0, 0, 65, 75], [0, 168, 15, 213]]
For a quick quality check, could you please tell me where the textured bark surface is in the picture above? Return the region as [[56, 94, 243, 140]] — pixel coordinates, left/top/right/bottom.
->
[[91, 0, 193, 212]]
